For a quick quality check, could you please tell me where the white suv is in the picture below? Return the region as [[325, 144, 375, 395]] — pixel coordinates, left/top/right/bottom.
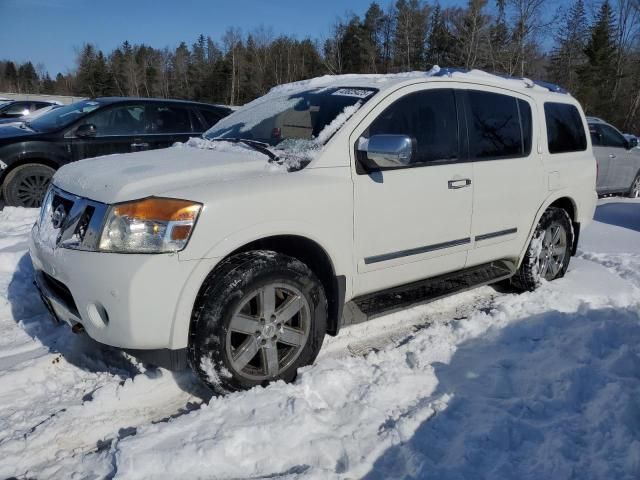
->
[[30, 68, 597, 393]]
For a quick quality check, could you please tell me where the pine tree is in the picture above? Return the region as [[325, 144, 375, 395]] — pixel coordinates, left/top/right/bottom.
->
[[578, 0, 618, 118], [393, 0, 428, 71], [548, 0, 589, 92], [426, 6, 457, 68]]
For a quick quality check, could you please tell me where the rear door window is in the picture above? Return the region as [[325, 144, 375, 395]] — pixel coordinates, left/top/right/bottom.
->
[[544, 102, 587, 153], [147, 105, 195, 134], [466, 90, 529, 159]]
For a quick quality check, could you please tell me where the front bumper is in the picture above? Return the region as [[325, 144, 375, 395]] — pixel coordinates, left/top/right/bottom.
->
[[32, 269, 188, 369], [29, 223, 199, 366]]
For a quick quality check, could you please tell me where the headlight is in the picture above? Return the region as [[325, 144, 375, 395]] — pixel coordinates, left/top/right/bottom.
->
[[99, 198, 202, 253]]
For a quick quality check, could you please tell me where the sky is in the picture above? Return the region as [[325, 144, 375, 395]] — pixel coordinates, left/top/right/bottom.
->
[[0, 0, 467, 76]]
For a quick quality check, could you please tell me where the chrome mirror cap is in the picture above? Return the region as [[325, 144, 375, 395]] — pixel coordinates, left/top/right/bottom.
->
[[358, 134, 414, 167]]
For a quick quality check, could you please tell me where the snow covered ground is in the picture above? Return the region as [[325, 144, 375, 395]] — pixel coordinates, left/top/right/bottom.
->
[[0, 198, 639, 479]]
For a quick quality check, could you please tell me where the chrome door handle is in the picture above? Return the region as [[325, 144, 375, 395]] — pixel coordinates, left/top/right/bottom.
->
[[609, 154, 616, 159], [131, 142, 149, 148], [448, 179, 472, 189]]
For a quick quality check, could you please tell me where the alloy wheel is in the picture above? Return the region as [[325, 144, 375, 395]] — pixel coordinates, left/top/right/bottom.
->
[[225, 282, 310, 381], [631, 177, 640, 198], [536, 222, 568, 281], [16, 174, 51, 208]]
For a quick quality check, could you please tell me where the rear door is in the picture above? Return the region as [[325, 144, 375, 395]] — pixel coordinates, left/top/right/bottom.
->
[[144, 103, 200, 148], [464, 88, 544, 267], [70, 103, 146, 160], [352, 86, 473, 296]]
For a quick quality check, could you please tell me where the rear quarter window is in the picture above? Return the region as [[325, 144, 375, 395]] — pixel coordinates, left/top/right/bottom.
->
[[544, 102, 587, 154]]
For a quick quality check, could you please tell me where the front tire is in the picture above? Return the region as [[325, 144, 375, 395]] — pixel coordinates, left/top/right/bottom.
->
[[188, 250, 327, 394], [512, 207, 573, 291], [3, 163, 55, 208]]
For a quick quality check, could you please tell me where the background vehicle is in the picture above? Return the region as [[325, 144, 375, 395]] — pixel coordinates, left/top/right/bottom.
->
[[30, 70, 597, 394], [588, 117, 640, 198], [0, 97, 232, 207], [0, 104, 61, 126], [0, 100, 56, 119]]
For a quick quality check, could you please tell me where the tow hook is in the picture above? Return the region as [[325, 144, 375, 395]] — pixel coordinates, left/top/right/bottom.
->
[[71, 323, 85, 334]]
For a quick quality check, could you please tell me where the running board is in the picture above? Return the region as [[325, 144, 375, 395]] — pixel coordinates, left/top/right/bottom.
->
[[342, 260, 515, 326]]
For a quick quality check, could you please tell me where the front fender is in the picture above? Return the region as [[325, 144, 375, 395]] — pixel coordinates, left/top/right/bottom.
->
[[170, 224, 349, 349]]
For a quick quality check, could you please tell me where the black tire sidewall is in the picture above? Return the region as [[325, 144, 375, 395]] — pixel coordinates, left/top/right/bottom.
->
[[513, 207, 573, 291], [189, 251, 327, 394], [3, 163, 55, 207]]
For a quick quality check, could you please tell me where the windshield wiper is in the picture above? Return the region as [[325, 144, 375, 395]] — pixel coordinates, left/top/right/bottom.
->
[[208, 137, 280, 162]]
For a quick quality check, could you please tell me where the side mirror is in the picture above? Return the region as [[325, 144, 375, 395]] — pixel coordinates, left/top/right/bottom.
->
[[76, 123, 97, 138], [357, 134, 416, 170], [627, 137, 638, 149]]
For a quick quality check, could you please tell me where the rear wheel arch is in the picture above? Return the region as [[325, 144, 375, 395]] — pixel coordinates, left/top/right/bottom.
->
[[519, 195, 580, 266]]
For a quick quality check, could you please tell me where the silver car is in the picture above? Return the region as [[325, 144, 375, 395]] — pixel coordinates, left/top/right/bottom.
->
[[588, 117, 640, 197]]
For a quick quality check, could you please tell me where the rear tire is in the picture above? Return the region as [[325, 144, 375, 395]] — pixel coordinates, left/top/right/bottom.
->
[[629, 175, 640, 198], [188, 250, 327, 394], [511, 207, 573, 291], [3, 163, 55, 208]]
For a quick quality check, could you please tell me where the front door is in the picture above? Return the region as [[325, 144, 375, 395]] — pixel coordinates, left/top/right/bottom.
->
[[352, 86, 473, 296], [70, 103, 147, 161]]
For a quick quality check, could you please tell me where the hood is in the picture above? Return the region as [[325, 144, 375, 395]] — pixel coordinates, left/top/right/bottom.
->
[[53, 144, 276, 204], [0, 123, 38, 140]]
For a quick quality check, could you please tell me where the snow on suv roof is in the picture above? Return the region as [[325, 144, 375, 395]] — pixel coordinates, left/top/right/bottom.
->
[[267, 65, 570, 98]]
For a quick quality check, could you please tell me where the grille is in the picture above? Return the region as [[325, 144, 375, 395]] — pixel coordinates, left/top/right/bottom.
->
[[40, 187, 109, 251]]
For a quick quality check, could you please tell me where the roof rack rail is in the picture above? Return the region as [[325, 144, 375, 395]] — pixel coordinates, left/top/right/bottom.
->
[[432, 67, 569, 94], [531, 79, 569, 94]]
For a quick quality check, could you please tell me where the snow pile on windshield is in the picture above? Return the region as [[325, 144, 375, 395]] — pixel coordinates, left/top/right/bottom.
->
[[315, 102, 361, 144], [182, 100, 364, 172]]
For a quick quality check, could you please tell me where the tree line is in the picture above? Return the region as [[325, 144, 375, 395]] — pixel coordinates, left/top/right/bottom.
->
[[1, 0, 639, 132]]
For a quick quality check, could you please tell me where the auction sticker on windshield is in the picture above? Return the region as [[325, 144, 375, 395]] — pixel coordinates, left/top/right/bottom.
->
[[331, 88, 375, 98]]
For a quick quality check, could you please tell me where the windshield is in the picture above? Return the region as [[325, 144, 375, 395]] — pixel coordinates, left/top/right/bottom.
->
[[28, 100, 102, 131], [204, 86, 377, 150]]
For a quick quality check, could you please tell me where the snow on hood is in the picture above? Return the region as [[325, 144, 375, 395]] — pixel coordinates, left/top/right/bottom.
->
[[53, 141, 274, 204]]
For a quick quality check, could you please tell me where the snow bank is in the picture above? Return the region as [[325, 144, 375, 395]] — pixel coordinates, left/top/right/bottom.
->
[[0, 200, 639, 479]]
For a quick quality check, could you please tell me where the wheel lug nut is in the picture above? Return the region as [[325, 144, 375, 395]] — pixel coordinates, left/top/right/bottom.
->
[[261, 339, 267, 346]]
